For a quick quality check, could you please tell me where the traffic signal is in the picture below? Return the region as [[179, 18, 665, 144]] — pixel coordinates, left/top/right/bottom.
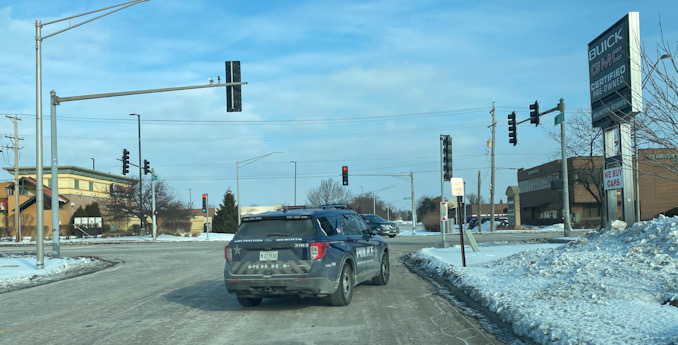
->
[[225, 61, 242, 112], [122, 149, 130, 175], [529, 100, 540, 126], [202, 193, 208, 213], [508, 112, 518, 146], [342, 166, 348, 186], [143, 159, 150, 175], [441, 135, 453, 180]]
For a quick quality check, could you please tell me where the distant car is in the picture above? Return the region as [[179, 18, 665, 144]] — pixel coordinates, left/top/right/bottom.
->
[[224, 207, 389, 307], [469, 217, 509, 229], [359, 214, 399, 238]]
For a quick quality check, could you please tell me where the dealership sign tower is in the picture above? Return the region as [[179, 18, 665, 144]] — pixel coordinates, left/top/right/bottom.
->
[[588, 12, 641, 225]]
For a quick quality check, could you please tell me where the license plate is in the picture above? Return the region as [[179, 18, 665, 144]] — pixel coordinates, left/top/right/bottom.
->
[[259, 250, 278, 261]]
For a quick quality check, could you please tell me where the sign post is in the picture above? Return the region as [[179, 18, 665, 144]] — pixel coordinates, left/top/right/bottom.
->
[[450, 178, 467, 267], [589, 12, 640, 226]]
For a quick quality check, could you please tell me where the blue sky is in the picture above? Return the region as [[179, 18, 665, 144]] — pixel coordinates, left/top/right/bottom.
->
[[1, 0, 677, 212]]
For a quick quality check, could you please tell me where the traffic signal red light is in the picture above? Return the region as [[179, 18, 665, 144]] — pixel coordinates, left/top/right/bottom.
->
[[342, 166, 348, 186], [202, 194, 207, 213]]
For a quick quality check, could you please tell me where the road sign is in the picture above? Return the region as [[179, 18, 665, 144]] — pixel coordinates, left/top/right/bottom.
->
[[403, 197, 412, 200], [440, 202, 448, 221], [554, 112, 565, 125], [450, 177, 464, 196], [603, 167, 623, 190], [151, 174, 158, 181]]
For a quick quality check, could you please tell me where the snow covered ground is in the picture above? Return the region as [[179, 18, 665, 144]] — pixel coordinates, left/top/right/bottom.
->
[[2, 218, 677, 344], [410, 216, 678, 344]]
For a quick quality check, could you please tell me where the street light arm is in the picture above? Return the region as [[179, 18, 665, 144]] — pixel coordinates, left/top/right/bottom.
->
[[238, 152, 282, 168], [369, 186, 394, 194], [642, 53, 672, 88], [41, 0, 149, 39]]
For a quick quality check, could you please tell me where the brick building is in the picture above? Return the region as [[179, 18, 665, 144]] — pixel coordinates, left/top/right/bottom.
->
[[517, 148, 678, 228], [1, 166, 136, 239]]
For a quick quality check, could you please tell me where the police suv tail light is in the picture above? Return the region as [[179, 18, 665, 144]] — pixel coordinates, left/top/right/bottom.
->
[[310, 242, 329, 260], [225, 245, 232, 261]]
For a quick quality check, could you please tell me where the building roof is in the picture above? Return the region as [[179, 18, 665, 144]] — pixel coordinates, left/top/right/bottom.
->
[[2, 165, 137, 184], [5, 176, 69, 212]]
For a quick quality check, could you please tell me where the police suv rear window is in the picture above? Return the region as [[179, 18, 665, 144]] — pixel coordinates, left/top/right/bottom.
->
[[234, 217, 316, 239]]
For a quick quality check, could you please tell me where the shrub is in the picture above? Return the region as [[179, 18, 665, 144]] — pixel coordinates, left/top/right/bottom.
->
[[421, 211, 440, 232]]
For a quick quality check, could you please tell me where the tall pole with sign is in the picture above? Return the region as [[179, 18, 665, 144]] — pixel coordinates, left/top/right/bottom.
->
[[440, 135, 452, 247], [588, 12, 641, 226], [151, 171, 157, 240], [450, 178, 466, 267]]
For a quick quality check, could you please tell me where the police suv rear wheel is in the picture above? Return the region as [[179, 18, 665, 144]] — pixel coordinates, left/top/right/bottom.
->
[[372, 252, 390, 285], [329, 264, 353, 306]]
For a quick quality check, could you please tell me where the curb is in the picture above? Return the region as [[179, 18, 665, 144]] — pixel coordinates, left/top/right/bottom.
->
[[402, 255, 539, 345]]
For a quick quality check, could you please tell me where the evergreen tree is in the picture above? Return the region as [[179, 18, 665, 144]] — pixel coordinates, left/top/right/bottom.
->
[[212, 188, 238, 233], [84, 202, 102, 217]]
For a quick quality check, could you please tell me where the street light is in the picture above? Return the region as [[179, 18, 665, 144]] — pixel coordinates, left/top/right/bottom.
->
[[368, 186, 394, 214], [35, 0, 148, 266], [290, 161, 297, 205], [236, 152, 281, 225], [635, 53, 672, 221], [90, 157, 95, 170], [130, 113, 143, 233]]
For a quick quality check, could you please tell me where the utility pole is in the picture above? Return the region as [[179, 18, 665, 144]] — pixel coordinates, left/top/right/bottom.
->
[[6, 115, 23, 243], [559, 99, 572, 236], [477, 170, 482, 233], [490, 102, 496, 232]]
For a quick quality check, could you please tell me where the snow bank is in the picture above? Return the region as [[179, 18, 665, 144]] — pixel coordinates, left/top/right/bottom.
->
[[413, 215, 678, 345]]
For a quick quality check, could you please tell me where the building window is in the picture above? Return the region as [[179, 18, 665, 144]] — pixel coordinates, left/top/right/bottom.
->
[[583, 205, 601, 218], [89, 182, 94, 191], [74, 180, 80, 189]]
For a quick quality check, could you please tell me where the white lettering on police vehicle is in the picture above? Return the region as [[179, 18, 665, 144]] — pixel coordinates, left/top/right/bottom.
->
[[356, 246, 376, 259]]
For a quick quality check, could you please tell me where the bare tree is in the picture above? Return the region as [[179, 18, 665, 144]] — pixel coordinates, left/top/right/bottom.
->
[[545, 110, 605, 228], [636, 22, 678, 175], [466, 193, 485, 205], [306, 178, 353, 206], [106, 176, 190, 233]]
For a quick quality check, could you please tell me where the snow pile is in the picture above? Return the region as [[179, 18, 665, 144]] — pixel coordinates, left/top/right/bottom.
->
[[0, 253, 106, 293], [412, 215, 678, 345]]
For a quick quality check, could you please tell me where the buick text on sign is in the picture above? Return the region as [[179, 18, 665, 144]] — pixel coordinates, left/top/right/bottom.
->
[[603, 167, 623, 190]]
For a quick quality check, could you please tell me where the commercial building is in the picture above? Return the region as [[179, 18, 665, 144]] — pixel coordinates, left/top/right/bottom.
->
[[517, 148, 678, 227], [1, 166, 136, 239]]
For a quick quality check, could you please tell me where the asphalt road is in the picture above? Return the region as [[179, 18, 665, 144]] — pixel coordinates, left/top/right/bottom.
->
[[0, 232, 572, 345]]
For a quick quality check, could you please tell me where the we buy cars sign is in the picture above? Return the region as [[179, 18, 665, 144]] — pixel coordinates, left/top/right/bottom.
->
[[603, 167, 623, 190]]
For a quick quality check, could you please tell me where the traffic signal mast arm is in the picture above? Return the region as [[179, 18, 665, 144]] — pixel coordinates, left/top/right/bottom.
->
[[116, 157, 141, 168], [524, 101, 565, 124], [52, 81, 247, 104]]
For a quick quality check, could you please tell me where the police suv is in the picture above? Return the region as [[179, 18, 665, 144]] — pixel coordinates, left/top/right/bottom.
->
[[224, 207, 390, 307]]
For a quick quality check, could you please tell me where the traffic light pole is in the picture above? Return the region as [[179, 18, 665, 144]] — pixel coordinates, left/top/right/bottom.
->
[[440, 135, 447, 247], [151, 170, 157, 240], [516, 98, 571, 236], [350, 172, 416, 235]]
